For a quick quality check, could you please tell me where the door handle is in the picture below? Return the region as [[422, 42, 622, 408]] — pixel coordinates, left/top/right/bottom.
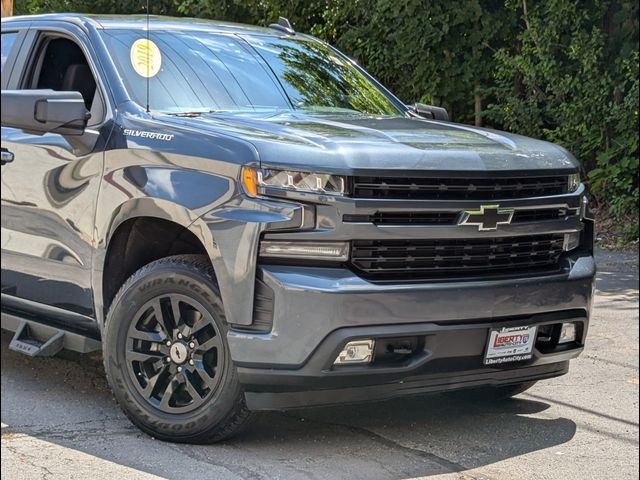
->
[[1, 148, 14, 165]]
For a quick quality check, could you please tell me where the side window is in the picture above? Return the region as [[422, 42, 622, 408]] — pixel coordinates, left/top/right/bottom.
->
[[25, 34, 104, 126], [1, 32, 18, 73]]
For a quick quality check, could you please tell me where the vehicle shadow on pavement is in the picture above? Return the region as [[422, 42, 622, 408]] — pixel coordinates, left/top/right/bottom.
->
[[0, 330, 577, 479]]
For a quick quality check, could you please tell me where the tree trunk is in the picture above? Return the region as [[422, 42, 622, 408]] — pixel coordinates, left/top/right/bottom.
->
[[474, 87, 482, 127], [1, 0, 13, 17]]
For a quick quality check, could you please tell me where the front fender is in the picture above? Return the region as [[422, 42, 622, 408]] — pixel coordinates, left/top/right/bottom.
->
[[93, 149, 240, 326], [94, 151, 306, 329]]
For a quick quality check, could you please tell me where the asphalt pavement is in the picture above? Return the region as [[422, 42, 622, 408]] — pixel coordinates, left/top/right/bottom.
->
[[1, 249, 638, 480]]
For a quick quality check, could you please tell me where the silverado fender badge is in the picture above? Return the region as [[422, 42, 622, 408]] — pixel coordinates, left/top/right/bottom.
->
[[123, 129, 174, 141], [458, 205, 515, 231]]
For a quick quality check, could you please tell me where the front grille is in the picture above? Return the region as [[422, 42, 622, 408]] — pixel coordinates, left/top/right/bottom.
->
[[350, 234, 566, 281], [351, 176, 570, 200], [344, 208, 572, 226], [344, 211, 459, 225]]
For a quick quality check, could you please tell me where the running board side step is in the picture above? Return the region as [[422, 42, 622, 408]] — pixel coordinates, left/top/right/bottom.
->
[[9, 320, 64, 356], [2, 313, 100, 356]]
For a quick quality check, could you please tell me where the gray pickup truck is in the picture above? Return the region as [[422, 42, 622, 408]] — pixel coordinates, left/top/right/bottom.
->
[[1, 14, 595, 443]]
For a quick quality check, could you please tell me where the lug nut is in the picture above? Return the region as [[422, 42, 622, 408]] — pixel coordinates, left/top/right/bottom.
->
[[177, 333, 183, 340], [189, 359, 195, 366], [177, 366, 183, 372], [188, 342, 195, 349], [165, 341, 172, 346], [165, 356, 171, 363]]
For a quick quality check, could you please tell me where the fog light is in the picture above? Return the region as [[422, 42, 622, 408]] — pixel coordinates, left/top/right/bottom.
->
[[334, 340, 375, 365], [563, 232, 581, 251], [558, 323, 577, 344]]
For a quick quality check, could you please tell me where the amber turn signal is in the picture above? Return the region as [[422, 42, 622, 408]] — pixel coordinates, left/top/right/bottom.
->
[[241, 166, 258, 197]]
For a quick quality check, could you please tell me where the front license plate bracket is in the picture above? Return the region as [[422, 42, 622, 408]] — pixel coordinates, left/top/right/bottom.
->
[[484, 325, 537, 365]]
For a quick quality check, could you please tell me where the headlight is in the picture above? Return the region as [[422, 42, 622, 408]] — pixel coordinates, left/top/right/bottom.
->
[[567, 173, 580, 192], [241, 167, 346, 197]]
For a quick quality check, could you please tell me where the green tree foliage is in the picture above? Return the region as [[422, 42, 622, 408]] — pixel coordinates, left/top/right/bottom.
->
[[12, 0, 639, 232], [311, 0, 518, 124], [487, 0, 638, 218]]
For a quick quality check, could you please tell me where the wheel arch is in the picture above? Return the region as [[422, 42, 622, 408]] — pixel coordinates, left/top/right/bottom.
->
[[93, 197, 219, 329]]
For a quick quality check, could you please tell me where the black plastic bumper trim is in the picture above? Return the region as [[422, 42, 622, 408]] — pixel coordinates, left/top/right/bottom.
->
[[244, 361, 569, 410]]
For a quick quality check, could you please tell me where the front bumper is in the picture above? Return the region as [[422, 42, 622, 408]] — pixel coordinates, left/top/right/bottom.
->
[[229, 252, 594, 367], [229, 252, 595, 410]]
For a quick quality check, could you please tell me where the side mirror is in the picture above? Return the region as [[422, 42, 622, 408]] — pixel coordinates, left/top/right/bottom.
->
[[1, 90, 90, 135], [408, 103, 449, 122]]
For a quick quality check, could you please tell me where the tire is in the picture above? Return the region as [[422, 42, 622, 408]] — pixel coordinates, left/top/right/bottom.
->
[[445, 381, 537, 401], [103, 254, 251, 443]]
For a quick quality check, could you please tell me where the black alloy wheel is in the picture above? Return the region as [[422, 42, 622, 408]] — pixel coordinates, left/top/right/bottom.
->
[[126, 294, 224, 414]]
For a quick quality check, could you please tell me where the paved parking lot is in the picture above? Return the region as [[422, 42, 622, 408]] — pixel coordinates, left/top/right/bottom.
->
[[1, 250, 638, 480]]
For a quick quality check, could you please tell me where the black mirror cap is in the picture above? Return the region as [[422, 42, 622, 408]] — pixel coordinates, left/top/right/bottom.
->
[[409, 103, 450, 122], [1, 90, 90, 136]]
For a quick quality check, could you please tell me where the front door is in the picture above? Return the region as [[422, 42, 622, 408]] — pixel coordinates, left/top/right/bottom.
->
[[1, 26, 111, 317]]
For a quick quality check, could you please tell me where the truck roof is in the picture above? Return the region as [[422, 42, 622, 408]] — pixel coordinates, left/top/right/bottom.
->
[[1, 13, 285, 36]]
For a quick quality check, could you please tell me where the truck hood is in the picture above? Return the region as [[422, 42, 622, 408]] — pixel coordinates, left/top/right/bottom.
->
[[157, 113, 578, 175]]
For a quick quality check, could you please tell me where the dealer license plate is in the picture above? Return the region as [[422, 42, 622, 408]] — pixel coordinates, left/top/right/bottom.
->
[[484, 326, 537, 365]]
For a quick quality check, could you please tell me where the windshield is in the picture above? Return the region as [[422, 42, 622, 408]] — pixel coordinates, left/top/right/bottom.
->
[[99, 30, 402, 116]]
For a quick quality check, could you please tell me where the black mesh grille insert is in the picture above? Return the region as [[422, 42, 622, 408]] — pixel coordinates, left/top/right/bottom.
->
[[344, 208, 572, 226], [344, 212, 460, 225], [512, 208, 569, 223], [351, 176, 570, 200], [350, 234, 566, 281]]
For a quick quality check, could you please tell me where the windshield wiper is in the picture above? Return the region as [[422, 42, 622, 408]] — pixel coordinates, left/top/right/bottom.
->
[[163, 110, 227, 117]]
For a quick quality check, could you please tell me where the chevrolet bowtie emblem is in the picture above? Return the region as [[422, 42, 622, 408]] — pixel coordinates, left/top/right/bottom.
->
[[458, 205, 515, 231]]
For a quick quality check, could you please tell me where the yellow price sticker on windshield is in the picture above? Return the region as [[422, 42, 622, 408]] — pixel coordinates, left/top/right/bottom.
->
[[130, 39, 161, 78]]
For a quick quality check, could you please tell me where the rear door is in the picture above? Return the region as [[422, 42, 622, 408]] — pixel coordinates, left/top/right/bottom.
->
[[1, 21, 112, 318]]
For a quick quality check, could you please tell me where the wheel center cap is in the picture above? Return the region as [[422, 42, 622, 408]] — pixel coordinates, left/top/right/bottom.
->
[[170, 342, 188, 364]]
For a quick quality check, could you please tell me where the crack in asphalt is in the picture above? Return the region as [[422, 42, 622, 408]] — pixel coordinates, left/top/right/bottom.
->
[[581, 354, 639, 370], [523, 393, 639, 428], [3, 442, 56, 480], [2, 416, 125, 431], [281, 412, 485, 478], [5, 412, 451, 479], [155, 411, 481, 480], [1, 416, 139, 443], [166, 443, 271, 480]]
